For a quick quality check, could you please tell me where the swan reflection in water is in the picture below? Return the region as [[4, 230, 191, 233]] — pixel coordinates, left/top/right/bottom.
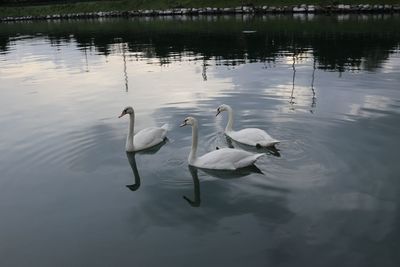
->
[[183, 164, 263, 207], [125, 140, 167, 191], [125, 152, 141, 191], [183, 166, 201, 207]]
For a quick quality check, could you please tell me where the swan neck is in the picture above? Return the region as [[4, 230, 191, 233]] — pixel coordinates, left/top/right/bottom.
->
[[126, 113, 135, 151], [189, 122, 198, 164], [225, 106, 234, 132]]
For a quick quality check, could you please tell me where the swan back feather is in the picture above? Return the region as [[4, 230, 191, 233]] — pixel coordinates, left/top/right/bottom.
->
[[227, 128, 280, 147], [133, 126, 167, 151], [192, 148, 263, 170]]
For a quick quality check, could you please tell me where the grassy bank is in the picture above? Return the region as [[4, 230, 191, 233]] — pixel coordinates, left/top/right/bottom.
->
[[1, 0, 400, 18]]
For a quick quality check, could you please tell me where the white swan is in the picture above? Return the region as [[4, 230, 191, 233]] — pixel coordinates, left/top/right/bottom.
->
[[216, 104, 279, 148], [180, 117, 263, 170], [118, 106, 168, 152]]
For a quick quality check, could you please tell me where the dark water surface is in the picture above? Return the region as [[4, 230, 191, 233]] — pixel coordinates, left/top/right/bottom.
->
[[0, 14, 400, 266]]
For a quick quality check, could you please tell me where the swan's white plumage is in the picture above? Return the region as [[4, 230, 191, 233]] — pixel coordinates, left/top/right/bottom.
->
[[217, 104, 279, 147], [193, 148, 263, 170], [227, 128, 279, 147], [132, 124, 168, 152], [119, 106, 168, 152], [181, 116, 263, 170]]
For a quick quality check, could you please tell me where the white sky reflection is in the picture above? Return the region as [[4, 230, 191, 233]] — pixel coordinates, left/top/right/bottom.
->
[[0, 37, 399, 129]]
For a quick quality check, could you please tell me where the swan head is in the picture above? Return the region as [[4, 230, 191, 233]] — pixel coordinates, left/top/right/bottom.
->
[[118, 106, 134, 118], [216, 104, 229, 116], [180, 116, 197, 127]]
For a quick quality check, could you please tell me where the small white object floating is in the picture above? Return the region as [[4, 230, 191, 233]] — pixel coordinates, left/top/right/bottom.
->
[[242, 30, 257, 34]]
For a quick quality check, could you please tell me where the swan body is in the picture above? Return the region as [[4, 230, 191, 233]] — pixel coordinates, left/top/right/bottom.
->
[[180, 117, 263, 170], [131, 126, 168, 151], [216, 104, 279, 147], [119, 106, 168, 152], [228, 128, 279, 147], [193, 147, 263, 170]]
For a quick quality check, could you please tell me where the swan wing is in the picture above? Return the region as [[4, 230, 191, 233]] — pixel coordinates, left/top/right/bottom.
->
[[134, 126, 167, 151], [228, 128, 279, 147], [193, 148, 263, 170]]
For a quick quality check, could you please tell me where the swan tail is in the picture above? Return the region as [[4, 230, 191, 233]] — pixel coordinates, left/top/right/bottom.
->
[[236, 153, 264, 169], [270, 140, 280, 146], [251, 154, 265, 167], [160, 123, 169, 131], [254, 153, 264, 161], [273, 139, 288, 144], [261, 140, 280, 147], [250, 153, 264, 165]]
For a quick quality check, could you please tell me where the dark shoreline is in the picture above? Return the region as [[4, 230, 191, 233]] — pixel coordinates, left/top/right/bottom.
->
[[1, 4, 400, 22]]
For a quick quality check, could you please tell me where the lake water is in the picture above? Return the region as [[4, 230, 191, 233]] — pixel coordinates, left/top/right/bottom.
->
[[0, 14, 400, 266]]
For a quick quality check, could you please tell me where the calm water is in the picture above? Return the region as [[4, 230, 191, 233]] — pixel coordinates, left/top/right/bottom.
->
[[1, 14, 400, 266]]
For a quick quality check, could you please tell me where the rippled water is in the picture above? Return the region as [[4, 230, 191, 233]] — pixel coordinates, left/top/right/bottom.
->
[[0, 15, 400, 266]]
